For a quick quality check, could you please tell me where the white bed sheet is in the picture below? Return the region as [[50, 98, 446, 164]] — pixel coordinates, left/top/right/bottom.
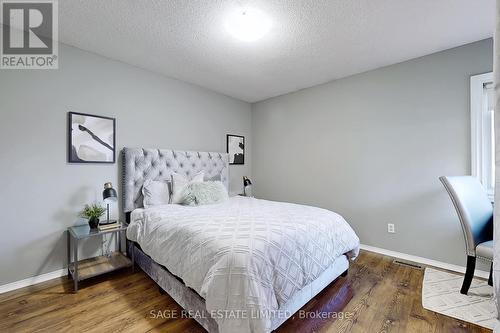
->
[[127, 196, 359, 333]]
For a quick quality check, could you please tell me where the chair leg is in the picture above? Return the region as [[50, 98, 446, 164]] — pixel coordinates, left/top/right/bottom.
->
[[488, 262, 493, 286], [461, 256, 476, 295]]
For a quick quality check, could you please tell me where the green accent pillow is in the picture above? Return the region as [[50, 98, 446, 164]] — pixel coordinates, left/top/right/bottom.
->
[[181, 181, 229, 206]]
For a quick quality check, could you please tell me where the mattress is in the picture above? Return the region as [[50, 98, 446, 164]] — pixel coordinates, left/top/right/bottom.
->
[[127, 196, 360, 333]]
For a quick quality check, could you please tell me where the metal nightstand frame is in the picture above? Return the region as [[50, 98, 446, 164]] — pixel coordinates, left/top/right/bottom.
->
[[67, 224, 134, 292]]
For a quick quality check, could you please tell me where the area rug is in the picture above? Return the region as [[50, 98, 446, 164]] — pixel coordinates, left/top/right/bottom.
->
[[422, 267, 496, 330]]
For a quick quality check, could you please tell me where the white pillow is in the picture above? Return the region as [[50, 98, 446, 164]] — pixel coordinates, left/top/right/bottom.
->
[[171, 172, 205, 204], [142, 180, 170, 208]]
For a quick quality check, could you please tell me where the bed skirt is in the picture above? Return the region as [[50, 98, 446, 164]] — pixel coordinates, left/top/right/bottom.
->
[[128, 241, 349, 332]]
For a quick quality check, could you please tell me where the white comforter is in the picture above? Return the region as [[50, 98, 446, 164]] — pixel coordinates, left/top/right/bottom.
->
[[127, 196, 359, 333]]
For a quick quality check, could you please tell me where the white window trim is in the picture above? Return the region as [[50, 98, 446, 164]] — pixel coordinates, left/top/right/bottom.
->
[[470, 71, 494, 200]]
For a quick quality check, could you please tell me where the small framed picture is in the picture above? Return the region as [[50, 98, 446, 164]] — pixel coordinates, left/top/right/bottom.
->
[[68, 112, 116, 163], [227, 134, 244, 165]]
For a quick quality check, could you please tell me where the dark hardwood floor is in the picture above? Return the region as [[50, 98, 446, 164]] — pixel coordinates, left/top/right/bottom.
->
[[0, 250, 491, 333]]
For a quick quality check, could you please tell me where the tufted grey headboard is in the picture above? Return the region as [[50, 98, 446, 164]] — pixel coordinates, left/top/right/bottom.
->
[[122, 148, 229, 213]]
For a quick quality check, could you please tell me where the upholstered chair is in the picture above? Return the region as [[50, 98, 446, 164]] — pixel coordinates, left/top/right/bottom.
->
[[439, 176, 493, 294]]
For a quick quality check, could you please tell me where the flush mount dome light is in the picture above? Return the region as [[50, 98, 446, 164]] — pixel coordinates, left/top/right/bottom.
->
[[225, 8, 271, 42]]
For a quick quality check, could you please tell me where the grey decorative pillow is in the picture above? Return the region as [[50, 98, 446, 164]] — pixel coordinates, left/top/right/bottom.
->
[[142, 180, 170, 208], [181, 181, 229, 206]]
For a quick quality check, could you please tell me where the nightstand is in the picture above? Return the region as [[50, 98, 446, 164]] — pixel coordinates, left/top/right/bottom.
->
[[67, 224, 134, 292]]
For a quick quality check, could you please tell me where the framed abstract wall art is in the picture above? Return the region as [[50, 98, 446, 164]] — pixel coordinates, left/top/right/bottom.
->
[[227, 134, 244, 165], [68, 112, 116, 163]]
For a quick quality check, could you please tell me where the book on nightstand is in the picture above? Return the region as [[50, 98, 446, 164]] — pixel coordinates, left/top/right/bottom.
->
[[98, 222, 122, 231]]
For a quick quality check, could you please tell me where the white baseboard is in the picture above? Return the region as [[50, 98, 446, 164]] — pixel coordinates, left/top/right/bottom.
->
[[0, 245, 490, 294], [0, 268, 66, 294], [360, 244, 490, 279]]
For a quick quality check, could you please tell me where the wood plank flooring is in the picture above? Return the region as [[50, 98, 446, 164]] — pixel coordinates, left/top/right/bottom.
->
[[0, 250, 491, 333]]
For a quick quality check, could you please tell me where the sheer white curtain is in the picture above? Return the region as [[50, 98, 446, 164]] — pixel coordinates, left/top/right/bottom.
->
[[495, 2, 500, 332]]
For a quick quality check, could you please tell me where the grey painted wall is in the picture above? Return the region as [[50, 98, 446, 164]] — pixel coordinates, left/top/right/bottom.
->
[[0, 43, 252, 285], [0, 38, 492, 286], [252, 39, 493, 268]]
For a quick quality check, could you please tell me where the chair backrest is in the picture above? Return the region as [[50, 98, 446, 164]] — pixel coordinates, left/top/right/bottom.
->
[[439, 176, 493, 256]]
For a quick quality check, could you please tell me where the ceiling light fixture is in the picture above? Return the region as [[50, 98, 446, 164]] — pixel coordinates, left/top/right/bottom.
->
[[225, 8, 271, 42]]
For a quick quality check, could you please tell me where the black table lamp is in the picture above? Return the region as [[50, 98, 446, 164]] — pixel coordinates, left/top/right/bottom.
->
[[243, 176, 252, 197], [102, 182, 117, 224]]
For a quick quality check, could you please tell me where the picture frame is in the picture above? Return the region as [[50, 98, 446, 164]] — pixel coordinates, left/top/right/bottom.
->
[[227, 134, 245, 165], [68, 112, 116, 164]]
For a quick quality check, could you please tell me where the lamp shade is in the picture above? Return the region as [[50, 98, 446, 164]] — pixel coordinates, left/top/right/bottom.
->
[[243, 176, 252, 197], [243, 176, 252, 187], [103, 182, 117, 203]]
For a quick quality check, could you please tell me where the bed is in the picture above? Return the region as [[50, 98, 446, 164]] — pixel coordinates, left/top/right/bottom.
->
[[123, 148, 360, 333]]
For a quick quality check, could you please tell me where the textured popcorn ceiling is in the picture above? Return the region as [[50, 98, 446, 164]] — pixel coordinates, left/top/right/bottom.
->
[[58, 0, 495, 102]]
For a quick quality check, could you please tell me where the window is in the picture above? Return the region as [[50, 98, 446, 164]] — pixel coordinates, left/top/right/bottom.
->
[[471, 72, 494, 199]]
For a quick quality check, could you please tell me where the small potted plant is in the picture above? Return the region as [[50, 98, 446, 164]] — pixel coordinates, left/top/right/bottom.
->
[[79, 203, 106, 229]]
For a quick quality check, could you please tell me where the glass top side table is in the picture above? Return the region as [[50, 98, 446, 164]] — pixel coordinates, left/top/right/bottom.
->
[[67, 223, 134, 292]]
